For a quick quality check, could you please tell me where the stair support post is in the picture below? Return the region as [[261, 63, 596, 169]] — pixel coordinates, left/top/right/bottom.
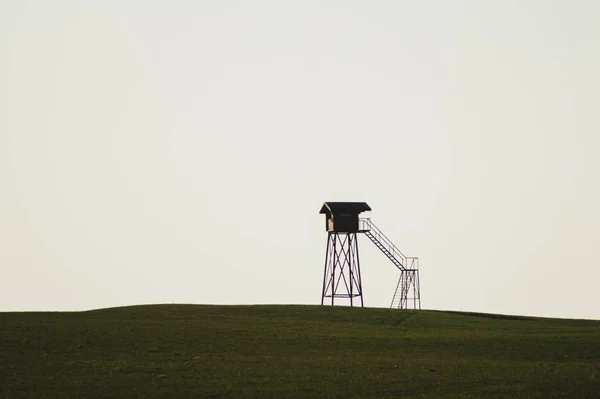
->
[[391, 269, 421, 310]]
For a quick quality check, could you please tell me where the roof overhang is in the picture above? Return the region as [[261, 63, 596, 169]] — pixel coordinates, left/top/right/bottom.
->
[[319, 202, 371, 215]]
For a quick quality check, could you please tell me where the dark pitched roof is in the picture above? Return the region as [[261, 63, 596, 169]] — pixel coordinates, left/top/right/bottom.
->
[[319, 202, 371, 214]]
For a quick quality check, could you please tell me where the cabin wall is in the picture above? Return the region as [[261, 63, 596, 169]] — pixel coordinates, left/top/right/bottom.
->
[[326, 214, 359, 233]]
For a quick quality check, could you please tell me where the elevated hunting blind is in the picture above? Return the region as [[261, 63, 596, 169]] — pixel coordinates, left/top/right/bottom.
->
[[319, 202, 371, 233], [319, 201, 421, 309], [319, 202, 371, 307]]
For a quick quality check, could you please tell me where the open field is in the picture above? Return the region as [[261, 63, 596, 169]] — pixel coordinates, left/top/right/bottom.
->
[[1, 305, 599, 398]]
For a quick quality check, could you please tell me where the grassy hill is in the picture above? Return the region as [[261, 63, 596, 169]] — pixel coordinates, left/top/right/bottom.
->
[[1, 305, 599, 398]]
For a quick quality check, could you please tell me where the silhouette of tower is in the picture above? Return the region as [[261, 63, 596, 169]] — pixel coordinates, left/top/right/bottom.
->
[[319, 202, 421, 309], [319, 202, 371, 307]]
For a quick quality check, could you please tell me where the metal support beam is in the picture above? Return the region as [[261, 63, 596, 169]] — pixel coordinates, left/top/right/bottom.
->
[[390, 263, 421, 310], [321, 232, 364, 307]]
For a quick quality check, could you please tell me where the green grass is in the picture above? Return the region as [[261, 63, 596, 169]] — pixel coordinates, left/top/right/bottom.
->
[[1, 305, 599, 398]]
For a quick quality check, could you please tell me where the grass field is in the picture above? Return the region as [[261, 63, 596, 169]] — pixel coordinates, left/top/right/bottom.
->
[[1, 305, 599, 398]]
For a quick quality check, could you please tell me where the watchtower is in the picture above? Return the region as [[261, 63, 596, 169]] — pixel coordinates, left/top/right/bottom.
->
[[319, 202, 421, 309], [319, 202, 371, 307]]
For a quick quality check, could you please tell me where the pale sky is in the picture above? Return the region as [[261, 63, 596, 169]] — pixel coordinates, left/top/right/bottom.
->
[[1, 1, 599, 319]]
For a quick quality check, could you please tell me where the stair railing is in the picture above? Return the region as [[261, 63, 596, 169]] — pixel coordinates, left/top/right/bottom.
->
[[405, 257, 419, 270], [359, 218, 407, 267]]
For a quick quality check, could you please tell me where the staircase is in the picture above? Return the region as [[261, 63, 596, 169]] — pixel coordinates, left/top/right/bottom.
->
[[359, 218, 421, 310], [359, 218, 407, 271], [390, 277, 405, 309]]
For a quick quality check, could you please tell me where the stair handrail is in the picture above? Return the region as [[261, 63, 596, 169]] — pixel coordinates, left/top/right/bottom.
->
[[405, 256, 419, 270], [359, 218, 407, 266]]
